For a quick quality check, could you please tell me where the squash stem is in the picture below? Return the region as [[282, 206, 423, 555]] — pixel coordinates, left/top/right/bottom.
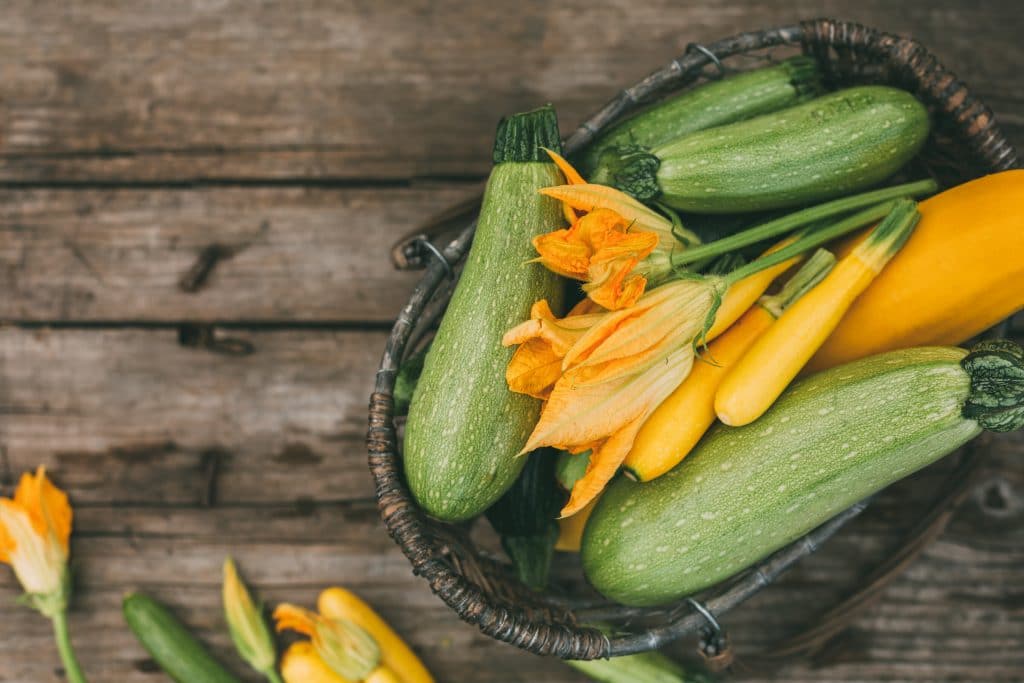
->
[[758, 248, 836, 317], [493, 105, 562, 163], [52, 609, 90, 683], [853, 198, 921, 271], [672, 178, 937, 267], [723, 201, 906, 287]]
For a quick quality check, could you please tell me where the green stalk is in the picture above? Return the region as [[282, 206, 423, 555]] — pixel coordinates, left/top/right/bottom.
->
[[52, 610, 89, 683], [758, 248, 836, 317], [852, 198, 921, 270], [672, 178, 937, 267], [265, 668, 284, 683], [722, 200, 906, 287], [493, 104, 562, 163]]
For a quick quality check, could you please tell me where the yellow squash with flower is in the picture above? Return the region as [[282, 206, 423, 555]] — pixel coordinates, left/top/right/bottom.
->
[[275, 603, 400, 683], [318, 588, 434, 683]]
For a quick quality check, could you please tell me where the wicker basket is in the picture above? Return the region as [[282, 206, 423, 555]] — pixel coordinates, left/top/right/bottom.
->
[[368, 18, 1019, 660]]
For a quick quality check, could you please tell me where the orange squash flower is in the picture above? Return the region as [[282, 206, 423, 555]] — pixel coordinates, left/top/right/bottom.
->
[[0, 466, 71, 605], [503, 299, 606, 400], [510, 278, 724, 515], [533, 151, 698, 310], [1, 467, 88, 682]]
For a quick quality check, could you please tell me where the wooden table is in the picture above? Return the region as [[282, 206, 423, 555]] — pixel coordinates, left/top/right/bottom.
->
[[1, 2, 1021, 681]]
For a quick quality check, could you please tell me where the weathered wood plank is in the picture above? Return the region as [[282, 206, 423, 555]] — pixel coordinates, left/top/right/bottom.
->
[[0, 185, 480, 323], [0, 328, 384, 504], [0, 0, 1020, 182], [0, 487, 1020, 682]]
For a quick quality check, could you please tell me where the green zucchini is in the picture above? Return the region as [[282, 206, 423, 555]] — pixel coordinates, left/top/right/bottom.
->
[[582, 341, 1024, 606], [123, 592, 241, 683], [567, 650, 716, 683], [578, 56, 821, 178], [404, 106, 566, 521], [485, 448, 564, 590], [606, 86, 930, 213]]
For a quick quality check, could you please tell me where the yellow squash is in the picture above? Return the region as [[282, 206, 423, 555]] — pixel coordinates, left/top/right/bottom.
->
[[318, 588, 434, 683], [281, 642, 352, 683], [809, 170, 1024, 371], [716, 201, 920, 426], [626, 250, 835, 481], [555, 497, 598, 552]]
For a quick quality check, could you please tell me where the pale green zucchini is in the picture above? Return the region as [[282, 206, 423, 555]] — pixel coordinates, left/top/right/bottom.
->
[[607, 86, 930, 213], [567, 649, 716, 683], [582, 341, 1024, 606], [403, 106, 566, 522], [578, 57, 821, 179]]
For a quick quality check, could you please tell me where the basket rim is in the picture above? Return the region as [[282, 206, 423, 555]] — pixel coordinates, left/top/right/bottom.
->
[[367, 17, 1020, 660]]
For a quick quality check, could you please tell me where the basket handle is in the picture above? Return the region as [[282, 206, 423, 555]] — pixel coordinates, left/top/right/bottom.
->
[[390, 193, 482, 270]]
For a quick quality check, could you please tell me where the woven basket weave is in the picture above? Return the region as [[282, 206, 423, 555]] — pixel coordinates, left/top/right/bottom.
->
[[367, 18, 1020, 660]]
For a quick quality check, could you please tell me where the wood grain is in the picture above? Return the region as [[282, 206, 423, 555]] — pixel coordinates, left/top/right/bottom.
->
[[0, 1, 1021, 682], [0, 328, 385, 504], [0, 185, 479, 323], [0, 0, 1020, 183]]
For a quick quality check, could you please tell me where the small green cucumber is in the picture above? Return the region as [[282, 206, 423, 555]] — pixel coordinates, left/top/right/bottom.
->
[[123, 592, 241, 683], [608, 85, 930, 213], [582, 342, 1024, 606], [579, 56, 821, 179], [403, 106, 566, 521]]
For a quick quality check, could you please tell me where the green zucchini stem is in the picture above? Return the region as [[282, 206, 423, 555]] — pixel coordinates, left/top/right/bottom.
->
[[672, 178, 937, 267], [758, 248, 836, 317], [961, 340, 1024, 432], [852, 199, 921, 271], [52, 609, 90, 683], [722, 200, 910, 287], [493, 105, 562, 164]]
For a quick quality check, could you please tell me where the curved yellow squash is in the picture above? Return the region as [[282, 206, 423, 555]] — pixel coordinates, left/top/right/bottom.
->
[[809, 170, 1024, 371]]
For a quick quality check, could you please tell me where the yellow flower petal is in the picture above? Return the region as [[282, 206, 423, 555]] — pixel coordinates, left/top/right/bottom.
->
[[274, 603, 318, 637], [503, 300, 605, 399], [13, 466, 71, 554], [523, 346, 695, 455], [505, 339, 565, 400], [561, 416, 646, 517], [582, 229, 660, 310], [540, 183, 700, 246], [542, 148, 587, 185], [0, 467, 71, 599], [0, 499, 66, 596]]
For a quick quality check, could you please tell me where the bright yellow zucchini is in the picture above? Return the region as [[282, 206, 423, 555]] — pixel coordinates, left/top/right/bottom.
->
[[810, 170, 1024, 370], [625, 250, 835, 481], [715, 200, 919, 426], [317, 588, 434, 683], [281, 642, 351, 683]]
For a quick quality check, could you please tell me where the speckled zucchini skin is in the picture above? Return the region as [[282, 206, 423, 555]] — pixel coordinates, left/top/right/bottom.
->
[[650, 86, 929, 213], [403, 162, 565, 522], [582, 346, 978, 606], [578, 57, 821, 179]]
